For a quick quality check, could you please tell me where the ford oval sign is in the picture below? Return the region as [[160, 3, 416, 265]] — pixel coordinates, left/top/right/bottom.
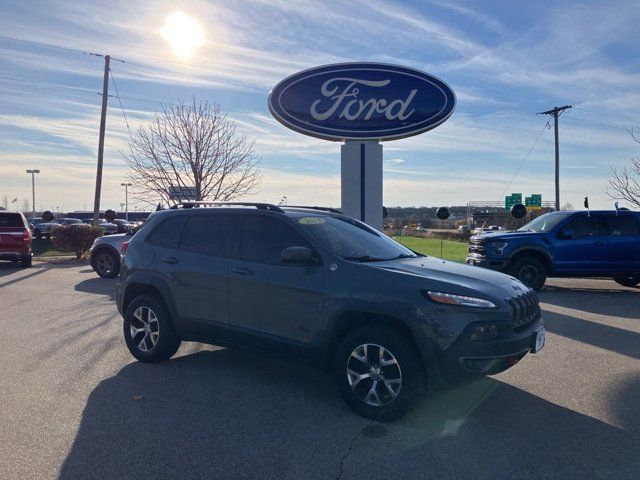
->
[[268, 62, 456, 141]]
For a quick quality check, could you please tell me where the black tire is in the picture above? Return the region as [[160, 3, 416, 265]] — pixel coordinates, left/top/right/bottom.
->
[[333, 325, 427, 421], [613, 274, 640, 288], [123, 294, 181, 363], [92, 249, 120, 278], [20, 255, 32, 268], [510, 256, 547, 291]]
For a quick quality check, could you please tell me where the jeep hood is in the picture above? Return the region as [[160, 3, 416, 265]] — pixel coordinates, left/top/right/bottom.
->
[[367, 256, 519, 291]]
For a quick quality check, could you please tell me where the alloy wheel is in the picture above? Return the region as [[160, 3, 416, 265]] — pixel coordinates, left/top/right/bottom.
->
[[96, 253, 115, 276], [346, 343, 402, 407], [130, 306, 160, 352]]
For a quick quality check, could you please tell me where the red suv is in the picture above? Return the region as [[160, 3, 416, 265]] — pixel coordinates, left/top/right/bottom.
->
[[0, 212, 33, 268]]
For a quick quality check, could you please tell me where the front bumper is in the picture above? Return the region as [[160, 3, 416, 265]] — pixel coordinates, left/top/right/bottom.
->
[[466, 255, 508, 271], [440, 316, 544, 376]]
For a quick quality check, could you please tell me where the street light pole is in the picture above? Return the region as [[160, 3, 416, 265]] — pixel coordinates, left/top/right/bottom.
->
[[26, 169, 40, 219], [121, 182, 132, 221]]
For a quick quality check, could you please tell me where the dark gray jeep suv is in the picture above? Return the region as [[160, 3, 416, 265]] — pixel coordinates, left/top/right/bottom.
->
[[116, 203, 544, 420]]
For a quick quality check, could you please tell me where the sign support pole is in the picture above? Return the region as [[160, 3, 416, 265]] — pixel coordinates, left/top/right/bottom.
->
[[340, 140, 383, 230]]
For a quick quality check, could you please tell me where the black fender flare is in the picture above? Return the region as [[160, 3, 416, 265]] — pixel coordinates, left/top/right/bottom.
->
[[508, 245, 554, 271]]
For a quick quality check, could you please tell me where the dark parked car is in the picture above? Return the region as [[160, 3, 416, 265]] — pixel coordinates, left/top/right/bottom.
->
[[467, 210, 640, 290], [0, 211, 33, 267], [112, 218, 135, 233], [116, 203, 544, 420], [36, 217, 83, 238]]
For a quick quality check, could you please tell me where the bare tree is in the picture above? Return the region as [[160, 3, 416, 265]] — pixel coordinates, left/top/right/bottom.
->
[[561, 202, 574, 211], [21, 198, 30, 213], [1, 195, 8, 210], [125, 99, 261, 206], [606, 127, 640, 208]]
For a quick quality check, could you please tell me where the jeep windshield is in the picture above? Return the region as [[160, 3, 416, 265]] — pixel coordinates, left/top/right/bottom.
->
[[293, 213, 417, 261], [517, 212, 572, 232]]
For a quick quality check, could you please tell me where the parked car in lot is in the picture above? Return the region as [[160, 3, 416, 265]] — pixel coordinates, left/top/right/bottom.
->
[[0, 211, 32, 267], [28, 217, 44, 233], [81, 218, 118, 235], [111, 218, 135, 233], [467, 210, 640, 290], [35, 217, 83, 238], [89, 229, 135, 278], [116, 202, 544, 421]]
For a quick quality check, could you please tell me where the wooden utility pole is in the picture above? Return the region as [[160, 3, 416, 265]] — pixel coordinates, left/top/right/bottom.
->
[[539, 105, 571, 211], [92, 55, 110, 225]]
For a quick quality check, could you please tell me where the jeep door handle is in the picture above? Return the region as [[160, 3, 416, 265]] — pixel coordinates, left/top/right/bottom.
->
[[232, 267, 254, 276], [162, 256, 180, 265], [593, 241, 605, 246]]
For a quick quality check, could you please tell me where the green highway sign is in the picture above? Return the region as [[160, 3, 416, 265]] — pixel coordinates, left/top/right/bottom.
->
[[505, 193, 523, 212]]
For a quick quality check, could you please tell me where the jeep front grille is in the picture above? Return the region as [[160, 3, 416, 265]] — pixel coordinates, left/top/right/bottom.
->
[[507, 290, 540, 330]]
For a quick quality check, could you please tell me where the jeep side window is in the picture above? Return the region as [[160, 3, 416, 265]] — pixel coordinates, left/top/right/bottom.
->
[[603, 215, 640, 236], [146, 216, 187, 249], [179, 215, 234, 257], [561, 216, 605, 239], [238, 216, 311, 265]]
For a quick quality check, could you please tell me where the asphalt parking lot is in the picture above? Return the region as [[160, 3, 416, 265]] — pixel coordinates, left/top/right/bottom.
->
[[0, 262, 638, 479]]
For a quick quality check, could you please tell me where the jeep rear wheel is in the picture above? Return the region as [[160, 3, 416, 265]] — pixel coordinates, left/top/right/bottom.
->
[[333, 326, 427, 421], [511, 256, 547, 291], [613, 274, 640, 288], [123, 295, 181, 363]]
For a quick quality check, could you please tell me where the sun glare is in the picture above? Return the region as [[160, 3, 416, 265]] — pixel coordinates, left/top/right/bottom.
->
[[161, 11, 204, 60]]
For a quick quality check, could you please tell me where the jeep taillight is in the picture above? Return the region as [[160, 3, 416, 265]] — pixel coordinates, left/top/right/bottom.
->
[[22, 228, 31, 241], [120, 241, 129, 255]]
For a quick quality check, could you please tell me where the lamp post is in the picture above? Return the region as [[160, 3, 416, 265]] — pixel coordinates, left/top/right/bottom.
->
[[121, 183, 132, 221], [25, 169, 40, 219]]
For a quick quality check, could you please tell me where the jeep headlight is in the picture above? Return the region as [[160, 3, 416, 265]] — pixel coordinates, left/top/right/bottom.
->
[[490, 241, 508, 255], [424, 291, 496, 308]]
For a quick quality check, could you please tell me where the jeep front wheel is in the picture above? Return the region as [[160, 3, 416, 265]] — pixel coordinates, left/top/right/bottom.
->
[[511, 256, 547, 291], [333, 326, 427, 421]]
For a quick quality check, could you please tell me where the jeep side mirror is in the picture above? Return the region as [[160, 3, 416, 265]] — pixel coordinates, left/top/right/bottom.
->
[[558, 228, 574, 240], [281, 246, 317, 265]]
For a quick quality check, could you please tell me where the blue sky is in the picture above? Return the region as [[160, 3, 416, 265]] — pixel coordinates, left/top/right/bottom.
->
[[1, 0, 639, 212]]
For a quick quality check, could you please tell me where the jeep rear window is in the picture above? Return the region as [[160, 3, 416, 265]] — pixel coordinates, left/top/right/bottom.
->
[[0, 213, 26, 228], [146, 216, 187, 249]]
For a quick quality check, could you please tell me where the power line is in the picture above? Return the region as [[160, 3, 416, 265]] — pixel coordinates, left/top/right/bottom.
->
[[109, 68, 131, 135], [498, 122, 549, 201], [0, 34, 98, 56], [0, 74, 101, 96], [573, 106, 640, 124], [563, 115, 629, 131]]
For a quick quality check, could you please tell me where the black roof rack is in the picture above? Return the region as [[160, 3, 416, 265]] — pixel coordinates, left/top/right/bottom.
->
[[284, 205, 343, 214], [169, 201, 284, 213]]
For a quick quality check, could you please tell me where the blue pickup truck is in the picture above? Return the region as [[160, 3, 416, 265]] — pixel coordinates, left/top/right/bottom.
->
[[466, 210, 640, 290]]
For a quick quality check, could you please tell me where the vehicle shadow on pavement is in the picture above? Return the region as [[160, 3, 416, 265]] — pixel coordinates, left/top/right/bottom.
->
[[74, 277, 117, 301], [542, 310, 640, 360], [0, 261, 83, 284], [540, 286, 639, 320], [58, 350, 640, 480]]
